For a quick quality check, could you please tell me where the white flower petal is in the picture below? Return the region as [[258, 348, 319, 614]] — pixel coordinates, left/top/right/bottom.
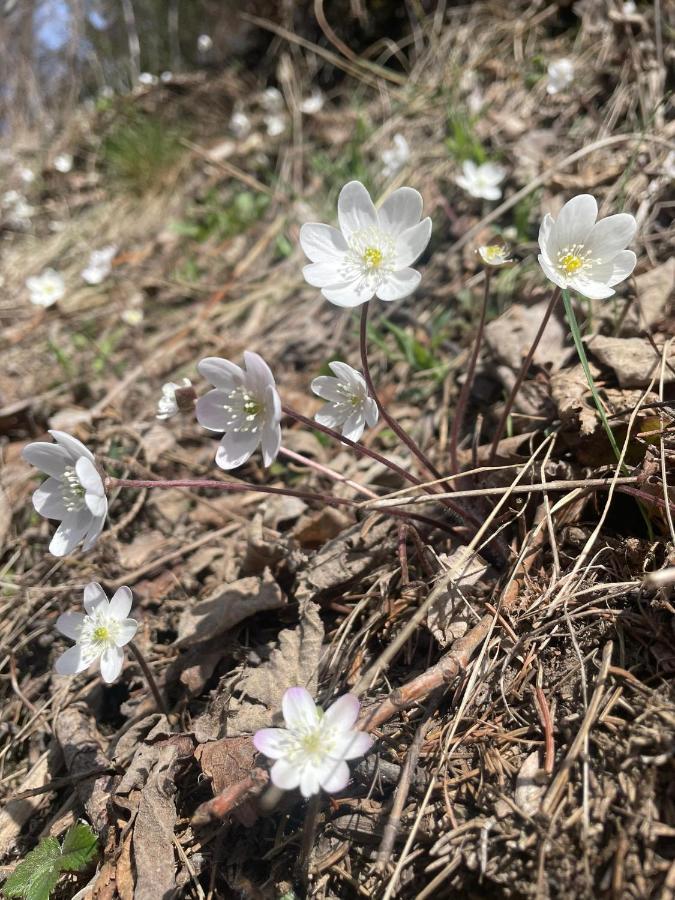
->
[[330, 730, 374, 761], [271, 757, 301, 791], [197, 357, 245, 391], [311, 376, 345, 403], [549, 194, 597, 257], [113, 619, 138, 647], [586, 213, 637, 260], [299, 223, 348, 263], [327, 362, 364, 391], [538, 213, 555, 258], [81, 514, 106, 552], [480, 184, 502, 201], [337, 181, 378, 237], [377, 187, 423, 236], [282, 686, 319, 729], [49, 430, 96, 464], [253, 728, 291, 759], [364, 397, 379, 427], [341, 410, 365, 442], [395, 218, 432, 268], [196, 390, 230, 432], [261, 419, 281, 468], [109, 586, 133, 619], [75, 457, 104, 495], [83, 582, 109, 616], [299, 766, 322, 798], [49, 509, 91, 557], [321, 281, 373, 308], [375, 268, 421, 302], [314, 406, 344, 430], [537, 254, 567, 290], [22, 443, 70, 478], [607, 250, 637, 286], [569, 276, 615, 300], [56, 611, 85, 640], [323, 693, 360, 730], [243, 351, 275, 397], [32, 480, 67, 519], [214, 430, 260, 470], [302, 261, 345, 288], [317, 758, 350, 794], [55, 644, 90, 676], [99, 645, 124, 683], [85, 493, 107, 517]]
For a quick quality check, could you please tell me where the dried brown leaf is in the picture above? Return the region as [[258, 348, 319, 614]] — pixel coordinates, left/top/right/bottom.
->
[[587, 335, 674, 388]]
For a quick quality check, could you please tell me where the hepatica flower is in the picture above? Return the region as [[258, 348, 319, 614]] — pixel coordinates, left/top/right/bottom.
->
[[547, 58, 574, 95], [196, 352, 282, 469], [537, 194, 636, 299], [156, 378, 195, 420], [22, 431, 107, 556], [26, 269, 65, 307], [55, 583, 138, 683], [456, 160, 505, 201], [81, 244, 117, 285], [253, 687, 373, 797], [478, 243, 511, 266], [300, 181, 432, 307], [311, 362, 378, 441]]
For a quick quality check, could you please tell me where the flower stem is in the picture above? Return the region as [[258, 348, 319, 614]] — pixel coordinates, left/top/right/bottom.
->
[[488, 286, 561, 464], [128, 641, 170, 718], [279, 446, 378, 499], [449, 270, 490, 475]]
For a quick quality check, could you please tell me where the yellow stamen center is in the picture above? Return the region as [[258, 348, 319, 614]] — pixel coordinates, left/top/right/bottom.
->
[[93, 626, 110, 642], [300, 731, 324, 755], [484, 245, 503, 262], [559, 252, 584, 276], [363, 247, 383, 269]]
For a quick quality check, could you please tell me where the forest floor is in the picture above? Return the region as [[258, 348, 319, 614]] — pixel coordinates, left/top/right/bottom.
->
[[1, 2, 674, 898]]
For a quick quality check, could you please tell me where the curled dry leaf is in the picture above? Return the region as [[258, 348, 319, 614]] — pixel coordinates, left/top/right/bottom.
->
[[550, 363, 601, 435]]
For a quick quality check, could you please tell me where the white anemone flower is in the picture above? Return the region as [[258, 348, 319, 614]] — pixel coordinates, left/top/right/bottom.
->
[[197, 33, 213, 53], [19, 166, 35, 184], [478, 244, 512, 266], [156, 378, 194, 420], [22, 430, 108, 556], [537, 194, 637, 300], [546, 58, 574, 95], [261, 86, 283, 112], [54, 153, 73, 173], [26, 269, 65, 307], [311, 362, 378, 441], [300, 89, 325, 115], [55, 583, 137, 683], [300, 180, 432, 308], [253, 687, 373, 797], [456, 160, 505, 201], [138, 72, 157, 86], [121, 307, 144, 326], [230, 110, 251, 139], [81, 244, 118, 285], [265, 114, 286, 137], [160, 71, 173, 83], [196, 352, 282, 470], [381, 133, 410, 179]]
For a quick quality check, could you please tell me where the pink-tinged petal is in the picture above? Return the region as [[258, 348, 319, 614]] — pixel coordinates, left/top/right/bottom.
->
[[377, 187, 423, 236], [81, 513, 105, 552], [196, 390, 229, 432], [214, 430, 259, 470], [586, 213, 636, 261], [569, 276, 615, 300], [56, 611, 85, 640], [55, 644, 90, 676], [32, 480, 67, 519], [85, 493, 107, 517], [300, 223, 348, 263], [324, 693, 360, 730], [243, 351, 275, 397], [270, 758, 301, 791], [282, 686, 319, 729], [197, 357, 244, 392], [99, 646, 124, 683], [49, 509, 91, 557], [113, 619, 138, 647], [303, 261, 346, 288], [321, 281, 373, 308], [317, 758, 350, 794], [330, 730, 374, 761], [299, 766, 321, 798], [364, 398, 379, 428], [395, 218, 432, 268], [75, 457, 104, 495], [341, 410, 365, 442], [375, 268, 421, 302], [549, 194, 597, 257], [261, 419, 281, 468], [49, 430, 95, 463], [253, 728, 291, 759], [607, 250, 636, 286], [537, 255, 567, 290], [83, 582, 109, 616], [337, 181, 378, 238], [109, 586, 133, 619], [22, 442, 70, 478]]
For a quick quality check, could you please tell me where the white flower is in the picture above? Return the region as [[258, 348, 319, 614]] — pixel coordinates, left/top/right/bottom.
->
[[197, 33, 213, 52], [55, 583, 137, 683], [261, 86, 283, 112], [253, 687, 373, 797], [2, 189, 21, 207], [537, 193, 637, 300], [230, 110, 251, 139], [26, 269, 65, 307], [622, 1, 637, 14], [300, 89, 324, 115], [22, 430, 108, 556], [381, 133, 410, 179], [478, 243, 511, 266], [300, 180, 432, 308], [156, 378, 193, 420], [54, 153, 73, 173], [81, 244, 117, 285], [265, 114, 286, 137], [311, 362, 378, 441], [546, 58, 574, 95], [456, 160, 505, 201], [121, 308, 144, 326], [138, 72, 157, 86], [160, 70, 173, 83], [196, 352, 282, 470], [19, 166, 35, 184]]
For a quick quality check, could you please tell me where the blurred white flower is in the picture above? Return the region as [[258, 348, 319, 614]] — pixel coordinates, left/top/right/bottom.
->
[[622, 1, 637, 14], [311, 362, 378, 441], [230, 110, 251, 139], [121, 308, 144, 327], [156, 378, 194, 420], [478, 244, 511, 266], [265, 114, 286, 137], [546, 58, 574, 95], [160, 71, 173, 83], [138, 72, 158, 86], [54, 153, 73, 174], [253, 687, 373, 797], [457, 160, 505, 201], [196, 352, 282, 470], [18, 166, 35, 184], [22, 430, 108, 556], [538, 193, 637, 299], [81, 244, 118, 285], [197, 33, 213, 53], [381, 133, 410, 179], [300, 180, 432, 307], [26, 269, 65, 307], [300, 89, 325, 115], [3, 190, 35, 225], [261, 86, 284, 112], [2, 189, 21, 206], [55, 583, 137, 683]]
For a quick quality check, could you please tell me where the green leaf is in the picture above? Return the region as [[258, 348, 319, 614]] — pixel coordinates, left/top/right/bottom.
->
[[3, 837, 61, 900], [59, 822, 98, 872]]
